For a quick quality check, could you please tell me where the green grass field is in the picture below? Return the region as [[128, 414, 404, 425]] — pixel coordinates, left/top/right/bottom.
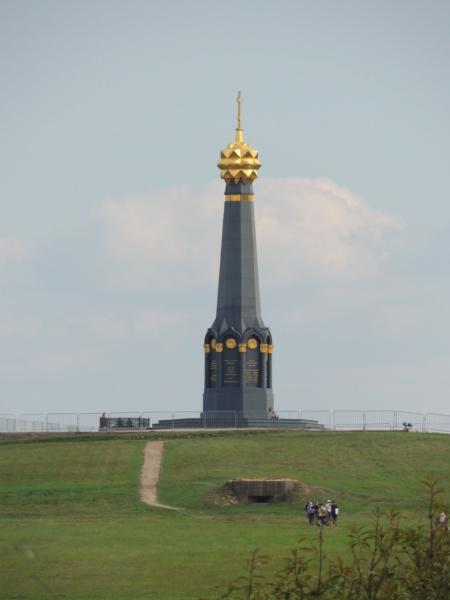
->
[[0, 430, 449, 599]]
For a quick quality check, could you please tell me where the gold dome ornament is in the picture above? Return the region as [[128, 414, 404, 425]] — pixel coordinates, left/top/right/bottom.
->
[[217, 92, 261, 184]]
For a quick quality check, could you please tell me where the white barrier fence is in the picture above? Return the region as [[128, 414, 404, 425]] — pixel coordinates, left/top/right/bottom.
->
[[1, 410, 450, 434]]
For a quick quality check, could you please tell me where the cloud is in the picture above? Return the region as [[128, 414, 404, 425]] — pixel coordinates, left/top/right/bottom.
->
[[92, 177, 404, 291], [91, 182, 222, 290], [0, 318, 43, 339], [256, 177, 405, 284], [30, 347, 104, 378], [0, 177, 406, 384], [0, 236, 34, 263], [132, 308, 186, 335], [87, 309, 185, 340]]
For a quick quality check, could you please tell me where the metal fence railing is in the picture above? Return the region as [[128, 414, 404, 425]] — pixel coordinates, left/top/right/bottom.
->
[[365, 410, 396, 431], [334, 410, 365, 430], [1, 410, 450, 434], [423, 413, 450, 434], [301, 411, 332, 430]]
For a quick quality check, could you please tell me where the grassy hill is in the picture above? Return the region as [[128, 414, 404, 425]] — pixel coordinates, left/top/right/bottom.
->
[[0, 430, 449, 599]]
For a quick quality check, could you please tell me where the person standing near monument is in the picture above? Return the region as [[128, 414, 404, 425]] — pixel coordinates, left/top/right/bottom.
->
[[331, 500, 339, 525], [318, 503, 327, 527], [325, 499, 332, 520]]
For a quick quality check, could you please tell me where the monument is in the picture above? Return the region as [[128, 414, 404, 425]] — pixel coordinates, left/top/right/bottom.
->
[[203, 93, 274, 417], [96, 95, 323, 432]]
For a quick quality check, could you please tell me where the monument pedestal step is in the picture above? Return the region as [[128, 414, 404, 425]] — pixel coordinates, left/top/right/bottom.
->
[[150, 417, 324, 430]]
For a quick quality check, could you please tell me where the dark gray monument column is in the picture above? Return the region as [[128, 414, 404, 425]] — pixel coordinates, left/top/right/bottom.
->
[[267, 345, 273, 389], [215, 343, 223, 387], [204, 343, 210, 388], [239, 343, 246, 390], [203, 92, 274, 417], [259, 345, 268, 388]]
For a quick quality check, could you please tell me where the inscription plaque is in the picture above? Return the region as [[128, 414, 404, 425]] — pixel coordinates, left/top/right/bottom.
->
[[223, 343, 239, 386], [245, 350, 259, 387], [224, 359, 238, 385], [210, 359, 217, 383]]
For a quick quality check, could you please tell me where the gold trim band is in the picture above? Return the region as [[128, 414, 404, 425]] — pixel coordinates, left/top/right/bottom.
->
[[225, 195, 253, 202]]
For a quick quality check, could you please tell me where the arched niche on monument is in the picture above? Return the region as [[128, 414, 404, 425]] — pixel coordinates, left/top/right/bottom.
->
[[265, 334, 273, 390], [222, 337, 239, 387], [245, 336, 260, 387], [205, 336, 217, 388]]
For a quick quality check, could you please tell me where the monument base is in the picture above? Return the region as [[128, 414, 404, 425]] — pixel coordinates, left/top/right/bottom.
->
[[203, 387, 274, 417], [150, 416, 324, 430]]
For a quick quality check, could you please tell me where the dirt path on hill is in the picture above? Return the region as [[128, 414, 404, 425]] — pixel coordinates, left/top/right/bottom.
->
[[140, 441, 180, 510]]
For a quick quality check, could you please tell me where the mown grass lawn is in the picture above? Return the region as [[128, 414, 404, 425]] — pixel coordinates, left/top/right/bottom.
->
[[0, 430, 449, 599]]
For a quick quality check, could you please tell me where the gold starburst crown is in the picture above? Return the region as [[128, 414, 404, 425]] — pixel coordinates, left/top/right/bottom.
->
[[217, 92, 261, 184]]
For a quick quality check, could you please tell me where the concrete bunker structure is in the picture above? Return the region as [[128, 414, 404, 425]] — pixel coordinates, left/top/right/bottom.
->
[[224, 478, 298, 504]]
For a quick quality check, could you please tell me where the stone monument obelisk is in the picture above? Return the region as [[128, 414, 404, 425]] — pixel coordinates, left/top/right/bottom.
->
[[203, 93, 274, 417]]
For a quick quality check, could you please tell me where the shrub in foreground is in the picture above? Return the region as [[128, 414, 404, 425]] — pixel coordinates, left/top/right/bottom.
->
[[208, 477, 449, 600]]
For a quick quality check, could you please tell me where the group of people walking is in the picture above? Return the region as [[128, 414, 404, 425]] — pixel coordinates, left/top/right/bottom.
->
[[305, 499, 339, 526]]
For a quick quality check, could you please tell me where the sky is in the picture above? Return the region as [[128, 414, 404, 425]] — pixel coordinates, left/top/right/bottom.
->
[[1, 0, 450, 419]]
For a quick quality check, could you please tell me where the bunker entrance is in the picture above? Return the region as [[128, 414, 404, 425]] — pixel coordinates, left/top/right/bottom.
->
[[224, 478, 298, 504], [248, 495, 274, 504]]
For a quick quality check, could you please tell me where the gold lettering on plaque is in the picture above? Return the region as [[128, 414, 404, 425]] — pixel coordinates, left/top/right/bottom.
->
[[245, 358, 259, 385], [210, 359, 217, 383], [224, 359, 238, 384], [244, 370, 259, 383]]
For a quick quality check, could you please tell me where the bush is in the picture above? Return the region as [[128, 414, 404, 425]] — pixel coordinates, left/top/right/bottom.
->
[[208, 477, 449, 599]]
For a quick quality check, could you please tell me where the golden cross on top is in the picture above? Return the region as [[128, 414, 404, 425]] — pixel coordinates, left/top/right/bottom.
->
[[237, 91, 242, 129]]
